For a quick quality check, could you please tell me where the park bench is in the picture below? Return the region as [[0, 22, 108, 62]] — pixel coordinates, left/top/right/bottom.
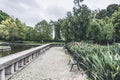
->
[[64, 46, 80, 71], [68, 54, 80, 71]]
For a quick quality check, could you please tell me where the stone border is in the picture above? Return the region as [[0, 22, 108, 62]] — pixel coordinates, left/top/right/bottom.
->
[[0, 43, 64, 80]]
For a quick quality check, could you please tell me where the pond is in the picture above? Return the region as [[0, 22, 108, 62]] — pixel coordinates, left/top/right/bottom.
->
[[0, 45, 38, 58]]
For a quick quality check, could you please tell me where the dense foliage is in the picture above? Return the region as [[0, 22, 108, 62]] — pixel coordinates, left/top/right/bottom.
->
[[0, 0, 120, 43], [52, 0, 120, 43], [0, 17, 33, 42], [0, 11, 53, 42], [0, 10, 10, 23], [66, 42, 120, 80], [0, 0, 120, 79], [34, 20, 52, 41]]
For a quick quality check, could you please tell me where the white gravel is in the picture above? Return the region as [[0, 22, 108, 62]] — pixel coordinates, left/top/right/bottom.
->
[[10, 47, 87, 80]]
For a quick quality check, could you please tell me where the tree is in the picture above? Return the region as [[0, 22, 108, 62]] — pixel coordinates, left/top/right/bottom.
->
[[96, 9, 107, 19], [89, 18, 114, 43], [74, 0, 84, 7], [53, 20, 62, 40], [0, 10, 10, 23], [52, 1, 91, 42], [60, 12, 74, 42], [15, 18, 26, 40], [1, 18, 18, 43], [35, 20, 52, 41], [98, 18, 114, 43], [24, 26, 37, 41], [88, 19, 101, 41], [73, 4, 91, 40], [0, 24, 7, 40], [112, 7, 120, 42], [107, 4, 119, 17]]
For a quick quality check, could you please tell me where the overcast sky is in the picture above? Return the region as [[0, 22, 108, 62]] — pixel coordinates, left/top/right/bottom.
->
[[0, 0, 120, 27]]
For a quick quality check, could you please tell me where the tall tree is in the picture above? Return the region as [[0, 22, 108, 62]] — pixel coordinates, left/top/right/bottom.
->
[[1, 18, 18, 43], [0, 24, 7, 40], [96, 9, 107, 19], [89, 18, 114, 43], [35, 20, 52, 41], [74, 0, 84, 7], [15, 18, 26, 40], [107, 4, 119, 17], [65, 12, 74, 41], [53, 20, 62, 40], [112, 7, 120, 42], [0, 10, 10, 23], [24, 26, 37, 41], [60, 12, 75, 42], [73, 4, 91, 40]]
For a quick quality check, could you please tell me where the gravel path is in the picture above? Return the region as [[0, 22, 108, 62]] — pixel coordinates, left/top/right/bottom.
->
[[10, 47, 87, 80]]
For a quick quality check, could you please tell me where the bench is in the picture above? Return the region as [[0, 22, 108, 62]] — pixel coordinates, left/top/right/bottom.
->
[[64, 46, 80, 71], [68, 55, 80, 71]]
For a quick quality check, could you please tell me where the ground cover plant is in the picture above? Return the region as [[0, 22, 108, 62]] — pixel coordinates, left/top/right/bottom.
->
[[66, 42, 120, 80]]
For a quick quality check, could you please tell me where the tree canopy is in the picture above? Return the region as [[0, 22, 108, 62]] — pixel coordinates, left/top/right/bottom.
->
[[0, 2, 120, 44], [0, 10, 10, 23], [35, 20, 52, 41], [51, 2, 120, 43]]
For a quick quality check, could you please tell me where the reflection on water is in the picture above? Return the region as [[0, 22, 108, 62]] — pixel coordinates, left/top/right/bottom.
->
[[0, 45, 37, 58]]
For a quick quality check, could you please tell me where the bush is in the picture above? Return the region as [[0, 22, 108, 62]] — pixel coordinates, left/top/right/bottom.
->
[[66, 42, 120, 80]]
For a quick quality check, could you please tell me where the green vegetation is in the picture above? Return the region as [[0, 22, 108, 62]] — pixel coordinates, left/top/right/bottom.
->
[[0, 10, 10, 23], [0, 13, 53, 43], [0, 0, 120, 79], [0, 46, 10, 49], [51, 0, 120, 44], [0, 0, 120, 43], [66, 42, 120, 80], [34, 20, 52, 41]]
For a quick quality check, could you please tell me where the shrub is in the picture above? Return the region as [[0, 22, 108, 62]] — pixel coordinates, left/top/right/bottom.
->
[[66, 42, 120, 80]]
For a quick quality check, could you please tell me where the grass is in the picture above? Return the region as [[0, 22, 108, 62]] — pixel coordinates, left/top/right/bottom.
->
[[0, 40, 65, 45], [0, 41, 8, 44], [0, 46, 10, 49], [21, 41, 43, 44], [66, 42, 120, 80]]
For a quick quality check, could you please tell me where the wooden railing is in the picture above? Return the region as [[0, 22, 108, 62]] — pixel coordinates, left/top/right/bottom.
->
[[0, 43, 64, 80]]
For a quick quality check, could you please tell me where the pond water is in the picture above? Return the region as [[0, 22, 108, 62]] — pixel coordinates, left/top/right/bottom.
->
[[0, 45, 37, 58]]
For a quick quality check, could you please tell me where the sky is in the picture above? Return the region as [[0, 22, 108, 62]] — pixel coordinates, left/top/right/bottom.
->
[[0, 0, 120, 27]]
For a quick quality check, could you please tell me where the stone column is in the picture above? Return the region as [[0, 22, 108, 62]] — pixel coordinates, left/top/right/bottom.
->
[[14, 62, 18, 72], [0, 69, 5, 80], [23, 58, 26, 65], [11, 64, 14, 74], [26, 57, 29, 63], [21, 59, 24, 67], [5, 65, 14, 75], [29, 55, 32, 61], [25, 57, 28, 64], [36, 51, 38, 57]]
